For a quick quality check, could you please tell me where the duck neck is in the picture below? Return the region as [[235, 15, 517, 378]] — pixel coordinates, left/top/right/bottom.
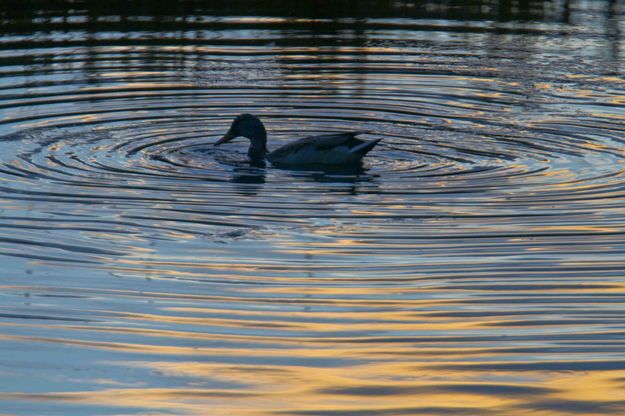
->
[[248, 135, 268, 160]]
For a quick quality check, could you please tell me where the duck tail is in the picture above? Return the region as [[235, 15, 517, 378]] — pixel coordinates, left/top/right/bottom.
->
[[350, 138, 382, 155]]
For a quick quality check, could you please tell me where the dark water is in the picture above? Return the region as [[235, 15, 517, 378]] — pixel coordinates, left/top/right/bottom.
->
[[2, 1, 625, 415]]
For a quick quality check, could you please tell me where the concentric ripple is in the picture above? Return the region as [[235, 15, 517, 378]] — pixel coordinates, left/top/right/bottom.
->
[[2, 3, 625, 416]]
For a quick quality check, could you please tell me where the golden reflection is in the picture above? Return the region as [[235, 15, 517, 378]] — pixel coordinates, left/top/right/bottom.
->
[[591, 112, 625, 121], [6, 359, 625, 415], [556, 371, 625, 401], [100, 310, 478, 332], [534, 83, 552, 89], [4, 281, 625, 416]]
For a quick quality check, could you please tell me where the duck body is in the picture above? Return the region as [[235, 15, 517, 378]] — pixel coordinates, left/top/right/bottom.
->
[[215, 114, 380, 167], [267, 132, 380, 167]]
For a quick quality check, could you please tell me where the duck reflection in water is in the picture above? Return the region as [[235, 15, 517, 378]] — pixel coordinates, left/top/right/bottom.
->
[[231, 165, 266, 184], [229, 164, 266, 197], [228, 158, 377, 196]]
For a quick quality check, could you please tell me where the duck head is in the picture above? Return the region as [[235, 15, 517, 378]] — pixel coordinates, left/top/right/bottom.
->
[[215, 113, 268, 160]]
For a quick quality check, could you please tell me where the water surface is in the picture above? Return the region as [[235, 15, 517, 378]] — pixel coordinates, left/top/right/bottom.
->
[[2, 1, 625, 415]]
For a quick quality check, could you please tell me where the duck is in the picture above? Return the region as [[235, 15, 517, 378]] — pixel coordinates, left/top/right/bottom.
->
[[214, 114, 381, 167]]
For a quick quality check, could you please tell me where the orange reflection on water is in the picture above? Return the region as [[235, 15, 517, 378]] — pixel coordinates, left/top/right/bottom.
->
[[5, 357, 625, 415]]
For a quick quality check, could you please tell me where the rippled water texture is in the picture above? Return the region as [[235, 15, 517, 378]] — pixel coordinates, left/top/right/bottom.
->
[[2, 1, 625, 415]]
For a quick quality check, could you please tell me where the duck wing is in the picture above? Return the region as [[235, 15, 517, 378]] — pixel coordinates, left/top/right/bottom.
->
[[269, 132, 366, 157]]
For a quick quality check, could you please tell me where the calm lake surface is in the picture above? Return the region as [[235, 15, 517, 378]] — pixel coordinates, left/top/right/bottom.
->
[[2, 1, 625, 414]]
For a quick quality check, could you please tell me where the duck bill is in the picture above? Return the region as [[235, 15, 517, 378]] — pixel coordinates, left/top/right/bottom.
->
[[215, 131, 237, 146]]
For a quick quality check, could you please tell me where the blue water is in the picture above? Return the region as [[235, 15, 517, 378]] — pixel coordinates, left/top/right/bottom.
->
[[2, 1, 625, 415]]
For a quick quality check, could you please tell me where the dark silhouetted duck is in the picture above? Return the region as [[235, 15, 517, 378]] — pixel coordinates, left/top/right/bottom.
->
[[215, 114, 381, 166]]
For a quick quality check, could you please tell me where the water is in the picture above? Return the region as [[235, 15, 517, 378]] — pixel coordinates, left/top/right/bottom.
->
[[2, 1, 625, 414]]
